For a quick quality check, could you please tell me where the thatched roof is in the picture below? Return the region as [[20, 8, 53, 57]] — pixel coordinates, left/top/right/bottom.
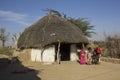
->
[[17, 15, 88, 48]]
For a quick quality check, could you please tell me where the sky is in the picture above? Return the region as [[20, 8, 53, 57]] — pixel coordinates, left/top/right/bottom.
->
[[0, 0, 120, 46]]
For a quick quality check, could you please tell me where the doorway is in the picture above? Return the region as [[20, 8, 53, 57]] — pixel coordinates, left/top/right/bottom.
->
[[60, 43, 70, 61]]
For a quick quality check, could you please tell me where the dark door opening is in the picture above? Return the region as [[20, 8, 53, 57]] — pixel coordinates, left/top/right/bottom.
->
[[60, 44, 70, 61]]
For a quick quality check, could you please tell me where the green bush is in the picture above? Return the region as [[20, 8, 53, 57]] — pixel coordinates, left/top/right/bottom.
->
[[93, 35, 120, 59], [0, 48, 13, 56]]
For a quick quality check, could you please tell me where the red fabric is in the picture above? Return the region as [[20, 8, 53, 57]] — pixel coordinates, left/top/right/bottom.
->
[[95, 47, 101, 54]]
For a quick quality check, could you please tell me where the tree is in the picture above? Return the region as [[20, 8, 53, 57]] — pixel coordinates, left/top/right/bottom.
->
[[12, 33, 21, 50], [44, 9, 95, 37], [44, 9, 61, 17], [0, 28, 9, 47], [68, 18, 95, 37]]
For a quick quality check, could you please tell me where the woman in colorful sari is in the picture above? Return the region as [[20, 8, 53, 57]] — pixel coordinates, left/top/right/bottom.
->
[[79, 48, 86, 64]]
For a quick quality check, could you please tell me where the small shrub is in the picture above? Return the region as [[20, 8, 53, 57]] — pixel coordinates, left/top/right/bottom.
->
[[0, 48, 13, 56]]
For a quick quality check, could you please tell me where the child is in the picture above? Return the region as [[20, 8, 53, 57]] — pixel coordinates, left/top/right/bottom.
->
[[87, 47, 92, 65], [94, 47, 102, 64]]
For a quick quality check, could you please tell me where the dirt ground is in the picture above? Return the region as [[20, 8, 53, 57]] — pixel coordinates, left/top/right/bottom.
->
[[0, 59, 120, 80]]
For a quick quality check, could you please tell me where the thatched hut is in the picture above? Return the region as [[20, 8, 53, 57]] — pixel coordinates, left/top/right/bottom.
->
[[17, 15, 88, 64]]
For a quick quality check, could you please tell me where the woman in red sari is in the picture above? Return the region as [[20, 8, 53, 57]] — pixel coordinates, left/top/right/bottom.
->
[[79, 48, 86, 64]]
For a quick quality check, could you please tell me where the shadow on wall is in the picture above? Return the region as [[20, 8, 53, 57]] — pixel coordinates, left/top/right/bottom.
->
[[0, 58, 41, 80]]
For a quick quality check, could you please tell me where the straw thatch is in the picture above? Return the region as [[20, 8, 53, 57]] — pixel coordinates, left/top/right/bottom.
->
[[17, 15, 88, 48]]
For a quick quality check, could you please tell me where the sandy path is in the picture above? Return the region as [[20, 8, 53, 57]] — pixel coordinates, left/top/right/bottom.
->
[[0, 61, 120, 80]]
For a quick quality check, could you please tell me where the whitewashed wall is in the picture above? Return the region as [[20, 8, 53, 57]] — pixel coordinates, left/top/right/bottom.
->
[[70, 44, 78, 61], [31, 45, 55, 63], [31, 49, 42, 62], [42, 45, 55, 63]]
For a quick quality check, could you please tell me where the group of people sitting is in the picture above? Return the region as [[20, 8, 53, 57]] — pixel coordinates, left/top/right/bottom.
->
[[79, 47, 102, 65]]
